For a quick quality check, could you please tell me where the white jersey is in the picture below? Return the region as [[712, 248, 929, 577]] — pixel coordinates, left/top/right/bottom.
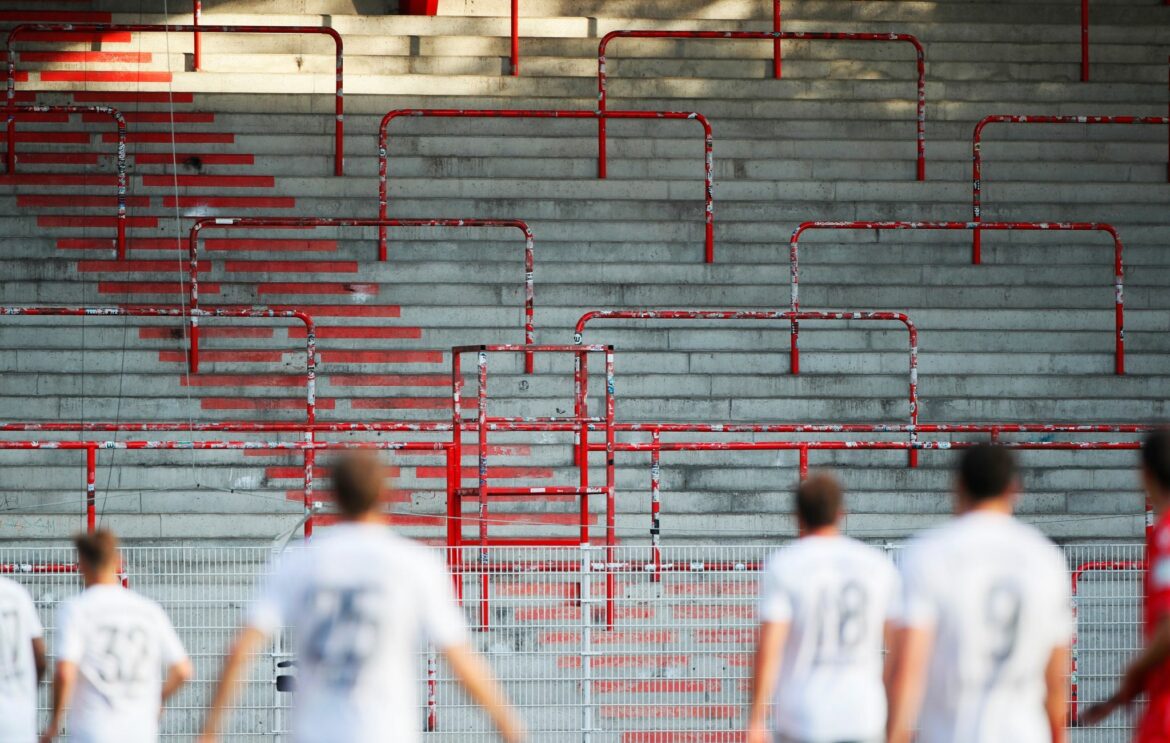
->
[[55, 584, 188, 743], [0, 576, 43, 743], [758, 535, 900, 742], [249, 524, 469, 743], [897, 511, 1073, 743]]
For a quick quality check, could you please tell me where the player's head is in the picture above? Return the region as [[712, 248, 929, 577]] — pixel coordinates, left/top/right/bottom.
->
[[795, 471, 844, 534], [1141, 428, 1170, 512], [74, 528, 120, 586], [955, 444, 1019, 512], [331, 451, 387, 520]]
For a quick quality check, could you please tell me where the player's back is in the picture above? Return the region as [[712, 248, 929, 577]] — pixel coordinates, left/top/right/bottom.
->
[[56, 585, 186, 743], [760, 535, 899, 742], [0, 576, 43, 743], [261, 524, 466, 743], [899, 511, 1072, 743]]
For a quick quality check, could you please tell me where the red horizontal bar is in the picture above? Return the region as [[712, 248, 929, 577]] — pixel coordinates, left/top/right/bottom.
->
[[39, 70, 172, 83], [77, 259, 179, 272], [420, 466, 552, 479], [59, 238, 180, 251], [134, 153, 253, 166], [288, 326, 419, 339], [225, 260, 355, 273], [0, 10, 112, 21], [594, 679, 719, 694], [41, 215, 155, 228], [200, 397, 335, 411], [182, 374, 304, 387], [204, 238, 335, 252], [142, 174, 269, 187], [0, 132, 90, 144], [320, 350, 438, 363], [84, 111, 211, 124], [163, 196, 295, 209], [601, 705, 737, 720], [110, 132, 234, 145], [19, 195, 149, 208], [559, 654, 686, 669], [350, 397, 475, 410], [18, 152, 100, 165], [0, 111, 69, 122], [22, 51, 152, 64], [98, 281, 218, 294], [19, 31, 131, 43], [139, 327, 272, 340], [159, 350, 282, 363], [255, 304, 400, 318]]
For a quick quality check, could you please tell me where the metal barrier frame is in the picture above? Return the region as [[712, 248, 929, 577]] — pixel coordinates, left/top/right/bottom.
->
[[378, 108, 716, 262], [597, 30, 926, 181], [972, 114, 1170, 260], [788, 220, 1126, 375], [573, 308, 920, 464], [186, 216, 537, 374], [6, 23, 345, 176], [0, 306, 319, 533], [2, 104, 127, 257]]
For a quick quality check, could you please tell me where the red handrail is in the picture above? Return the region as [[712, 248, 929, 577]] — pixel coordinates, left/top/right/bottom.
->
[[572, 308, 920, 462], [3, 104, 127, 257], [1069, 559, 1146, 724], [6, 23, 345, 176], [508, 0, 783, 77], [788, 220, 1126, 376], [597, 30, 926, 181], [378, 108, 715, 262], [972, 114, 1170, 261], [187, 216, 536, 374]]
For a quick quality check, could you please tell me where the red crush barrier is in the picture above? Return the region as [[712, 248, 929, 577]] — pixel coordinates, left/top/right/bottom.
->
[[972, 114, 1170, 260], [788, 220, 1126, 375], [2, 104, 126, 257], [379, 108, 716, 262], [597, 30, 926, 181], [7, 23, 345, 175], [187, 217, 536, 374]]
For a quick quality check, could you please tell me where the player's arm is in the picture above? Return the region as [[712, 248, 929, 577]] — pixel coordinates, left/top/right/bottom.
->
[[747, 620, 789, 743], [198, 626, 267, 742], [443, 643, 525, 743], [31, 636, 46, 681], [1044, 643, 1071, 743], [39, 659, 77, 743], [162, 657, 193, 704], [885, 624, 934, 743], [1083, 613, 1170, 724]]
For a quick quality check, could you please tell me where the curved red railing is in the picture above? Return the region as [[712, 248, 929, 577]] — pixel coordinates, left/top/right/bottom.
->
[[1069, 559, 1146, 724], [509, 0, 783, 77], [972, 114, 1170, 260], [2, 104, 127, 257], [597, 30, 926, 181], [187, 216, 536, 374], [788, 220, 1126, 375], [378, 108, 715, 262], [6, 23, 345, 176], [573, 307, 920, 450]]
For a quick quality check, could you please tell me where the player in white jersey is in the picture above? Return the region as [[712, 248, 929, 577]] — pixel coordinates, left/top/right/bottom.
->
[[0, 575, 46, 743], [748, 472, 900, 743], [40, 529, 192, 743], [199, 451, 524, 743], [886, 444, 1072, 743]]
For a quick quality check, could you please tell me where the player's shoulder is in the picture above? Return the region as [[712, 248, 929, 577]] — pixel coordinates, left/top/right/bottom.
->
[[0, 574, 29, 598]]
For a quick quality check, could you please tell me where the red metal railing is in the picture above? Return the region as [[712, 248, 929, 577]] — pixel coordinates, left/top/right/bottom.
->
[[508, 0, 783, 77], [378, 108, 716, 262], [0, 306, 319, 534], [451, 344, 616, 626], [3, 104, 127, 257], [573, 309, 920, 464], [972, 114, 1170, 259], [1069, 559, 1146, 724], [186, 216, 537, 374], [597, 30, 926, 181], [6, 23, 345, 176], [788, 220, 1126, 375]]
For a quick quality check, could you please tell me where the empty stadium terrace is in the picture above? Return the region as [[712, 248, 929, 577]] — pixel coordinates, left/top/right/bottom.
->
[[0, 0, 1167, 739]]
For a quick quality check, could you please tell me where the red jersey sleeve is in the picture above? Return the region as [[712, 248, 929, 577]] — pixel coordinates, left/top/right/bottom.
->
[[1147, 519, 1170, 630]]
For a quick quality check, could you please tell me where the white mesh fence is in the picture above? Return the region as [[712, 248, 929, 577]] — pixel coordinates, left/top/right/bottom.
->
[[0, 542, 1145, 742]]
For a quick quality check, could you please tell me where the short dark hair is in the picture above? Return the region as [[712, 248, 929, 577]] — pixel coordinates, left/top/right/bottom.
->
[[958, 444, 1018, 501], [1142, 428, 1170, 491], [330, 451, 385, 517], [74, 529, 119, 570], [795, 472, 843, 529]]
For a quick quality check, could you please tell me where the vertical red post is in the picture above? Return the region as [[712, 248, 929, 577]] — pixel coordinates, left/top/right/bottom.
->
[[85, 445, 97, 533], [510, 0, 519, 76], [650, 430, 661, 583], [188, 225, 202, 373], [604, 346, 616, 630], [333, 32, 344, 177], [1080, 0, 1090, 82], [426, 649, 438, 730], [449, 352, 465, 595], [772, 0, 782, 79], [799, 444, 809, 480], [193, 0, 202, 71], [577, 350, 591, 544], [1166, 57, 1169, 182], [6, 37, 16, 175], [476, 349, 490, 630]]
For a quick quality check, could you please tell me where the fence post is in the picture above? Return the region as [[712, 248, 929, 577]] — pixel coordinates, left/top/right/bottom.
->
[[86, 444, 97, 533], [772, 0, 782, 79], [580, 545, 594, 743]]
